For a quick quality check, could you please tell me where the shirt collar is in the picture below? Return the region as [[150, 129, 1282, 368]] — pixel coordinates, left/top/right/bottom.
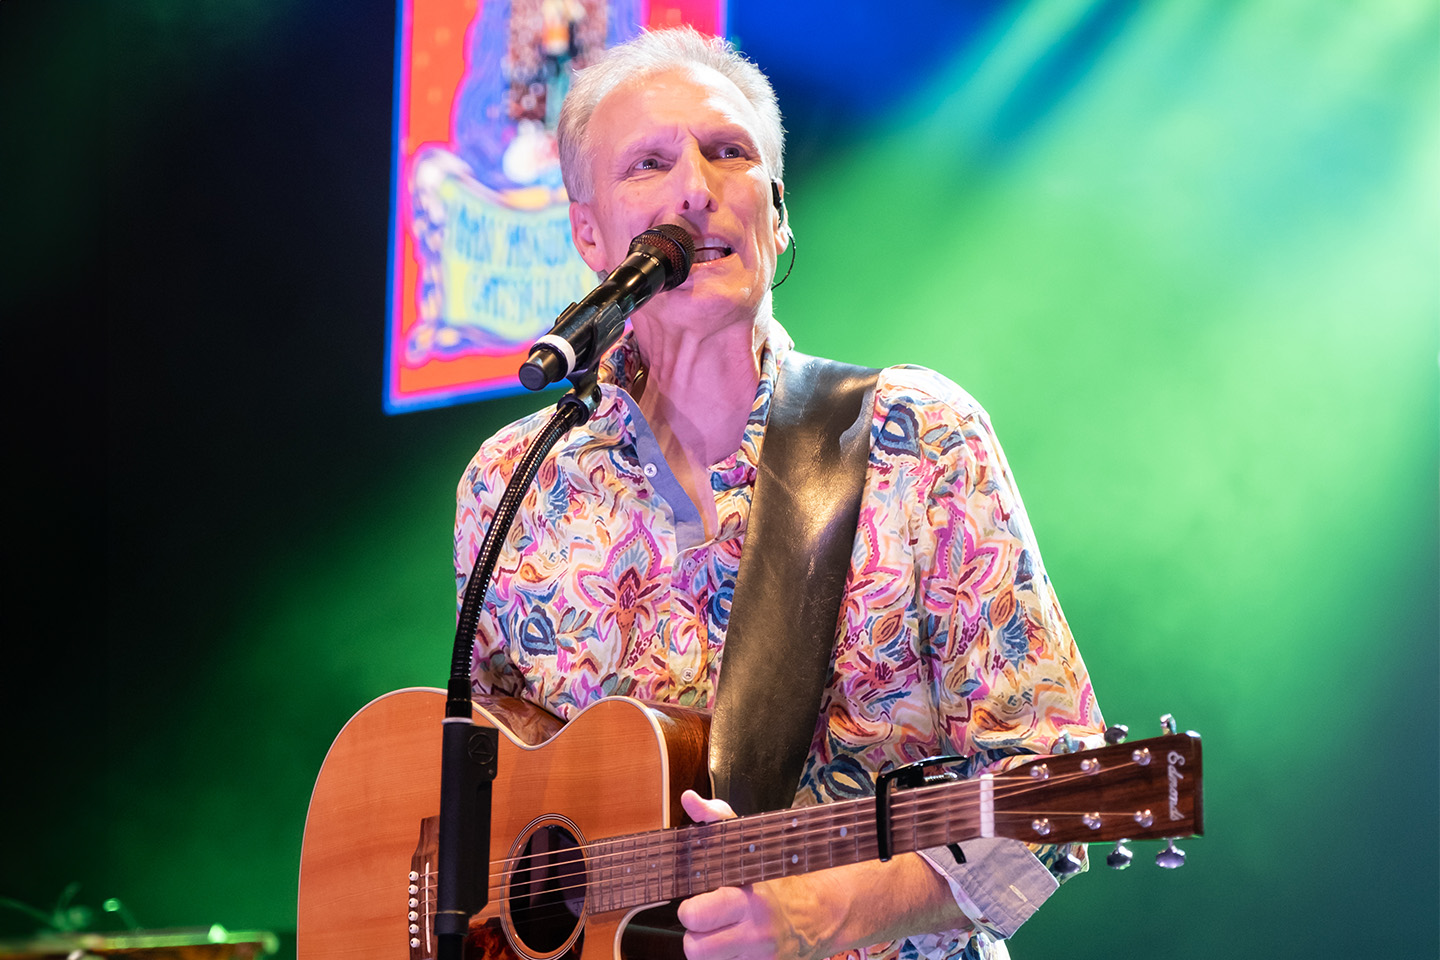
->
[[594, 322, 794, 489]]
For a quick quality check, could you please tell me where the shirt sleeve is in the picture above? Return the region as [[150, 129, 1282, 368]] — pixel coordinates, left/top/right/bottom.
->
[[917, 840, 1058, 940], [454, 426, 533, 699]]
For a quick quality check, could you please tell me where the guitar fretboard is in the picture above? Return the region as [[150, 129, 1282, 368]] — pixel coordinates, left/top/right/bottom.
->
[[586, 784, 983, 913]]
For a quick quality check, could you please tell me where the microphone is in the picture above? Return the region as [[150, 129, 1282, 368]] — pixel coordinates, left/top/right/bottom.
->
[[518, 224, 695, 391]]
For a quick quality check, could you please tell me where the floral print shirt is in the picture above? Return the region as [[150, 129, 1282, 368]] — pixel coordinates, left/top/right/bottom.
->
[[455, 326, 1104, 960]]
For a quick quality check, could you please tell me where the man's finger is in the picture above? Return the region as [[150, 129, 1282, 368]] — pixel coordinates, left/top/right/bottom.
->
[[681, 789, 738, 824], [676, 886, 748, 932], [683, 927, 749, 960]]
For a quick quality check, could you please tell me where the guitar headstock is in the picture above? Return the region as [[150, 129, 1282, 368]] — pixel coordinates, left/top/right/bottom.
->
[[993, 722, 1203, 857]]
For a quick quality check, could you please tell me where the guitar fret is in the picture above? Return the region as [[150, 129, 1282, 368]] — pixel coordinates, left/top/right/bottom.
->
[[591, 840, 604, 914], [678, 827, 702, 899], [707, 822, 723, 891], [743, 820, 755, 884], [691, 828, 704, 897], [895, 784, 980, 855], [756, 814, 774, 883], [823, 805, 857, 868], [625, 834, 641, 909], [639, 834, 658, 906], [783, 813, 800, 877], [741, 816, 758, 883], [609, 845, 618, 913], [762, 815, 780, 882], [742, 813, 760, 882], [657, 833, 674, 903], [609, 836, 624, 911], [620, 834, 638, 910], [722, 819, 735, 887]]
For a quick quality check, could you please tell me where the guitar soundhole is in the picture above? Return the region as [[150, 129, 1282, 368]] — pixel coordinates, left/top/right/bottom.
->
[[507, 822, 586, 959]]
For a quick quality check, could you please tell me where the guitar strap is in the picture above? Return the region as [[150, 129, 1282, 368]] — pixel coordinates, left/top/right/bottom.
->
[[708, 350, 881, 817], [620, 352, 880, 959]]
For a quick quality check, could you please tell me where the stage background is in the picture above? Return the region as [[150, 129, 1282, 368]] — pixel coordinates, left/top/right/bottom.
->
[[5, 1, 1437, 958]]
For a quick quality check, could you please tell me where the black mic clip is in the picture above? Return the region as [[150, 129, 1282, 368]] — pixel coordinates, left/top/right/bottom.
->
[[518, 299, 622, 391], [518, 224, 694, 392]]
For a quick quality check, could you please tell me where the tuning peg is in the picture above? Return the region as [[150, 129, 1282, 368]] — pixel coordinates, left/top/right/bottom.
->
[[1054, 850, 1084, 875], [1106, 841, 1133, 870], [1103, 724, 1129, 745], [1155, 839, 1186, 869], [1160, 713, 1177, 735]]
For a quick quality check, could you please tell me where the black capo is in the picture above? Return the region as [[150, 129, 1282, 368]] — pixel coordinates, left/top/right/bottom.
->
[[874, 754, 968, 861]]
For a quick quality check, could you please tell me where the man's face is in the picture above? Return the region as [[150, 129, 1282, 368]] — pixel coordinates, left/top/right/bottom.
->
[[568, 66, 787, 335]]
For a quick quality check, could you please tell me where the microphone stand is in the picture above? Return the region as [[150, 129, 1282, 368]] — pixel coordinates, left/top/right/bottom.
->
[[434, 370, 604, 960]]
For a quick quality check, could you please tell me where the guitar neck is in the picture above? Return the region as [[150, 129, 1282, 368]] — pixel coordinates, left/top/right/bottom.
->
[[583, 728, 1204, 913], [587, 784, 977, 913]]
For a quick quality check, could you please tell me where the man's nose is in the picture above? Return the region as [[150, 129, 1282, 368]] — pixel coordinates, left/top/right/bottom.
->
[[671, 147, 718, 214]]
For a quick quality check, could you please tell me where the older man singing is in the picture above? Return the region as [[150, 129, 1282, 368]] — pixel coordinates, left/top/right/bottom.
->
[[455, 26, 1103, 960]]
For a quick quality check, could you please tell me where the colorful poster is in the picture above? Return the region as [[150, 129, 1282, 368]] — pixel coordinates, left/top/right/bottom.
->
[[385, 0, 728, 412]]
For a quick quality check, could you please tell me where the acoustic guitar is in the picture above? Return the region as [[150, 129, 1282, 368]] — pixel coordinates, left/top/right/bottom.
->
[[298, 688, 1202, 960]]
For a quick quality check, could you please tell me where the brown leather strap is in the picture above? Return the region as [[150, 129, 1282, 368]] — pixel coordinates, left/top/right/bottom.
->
[[708, 351, 881, 816]]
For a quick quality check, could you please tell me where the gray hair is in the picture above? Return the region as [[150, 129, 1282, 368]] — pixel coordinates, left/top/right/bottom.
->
[[557, 27, 785, 203]]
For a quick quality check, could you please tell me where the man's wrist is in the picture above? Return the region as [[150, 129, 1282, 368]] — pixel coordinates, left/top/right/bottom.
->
[[760, 853, 970, 957]]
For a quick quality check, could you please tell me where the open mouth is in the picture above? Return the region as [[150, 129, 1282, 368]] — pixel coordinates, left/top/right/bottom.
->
[[692, 240, 734, 264]]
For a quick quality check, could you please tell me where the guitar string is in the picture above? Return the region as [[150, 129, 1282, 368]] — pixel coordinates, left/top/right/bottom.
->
[[416, 802, 1153, 926], [473, 765, 997, 894], [453, 759, 1174, 908], [483, 755, 1147, 880], [478, 759, 1096, 879], [475, 760, 1157, 905], [423, 801, 1167, 923], [413, 772, 992, 914]]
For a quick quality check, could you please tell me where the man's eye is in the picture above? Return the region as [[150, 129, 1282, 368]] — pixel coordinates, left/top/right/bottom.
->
[[633, 157, 661, 171], [716, 145, 744, 159]]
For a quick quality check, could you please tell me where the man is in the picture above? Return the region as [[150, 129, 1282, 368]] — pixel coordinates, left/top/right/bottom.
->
[[455, 27, 1103, 960]]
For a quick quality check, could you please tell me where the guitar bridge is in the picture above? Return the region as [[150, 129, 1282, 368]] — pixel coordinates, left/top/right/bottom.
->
[[409, 816, 439, 960]]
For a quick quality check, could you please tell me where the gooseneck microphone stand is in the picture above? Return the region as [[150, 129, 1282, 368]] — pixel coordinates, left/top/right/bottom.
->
[[434, 372, 603, 960], [432, 223, 692, 960]]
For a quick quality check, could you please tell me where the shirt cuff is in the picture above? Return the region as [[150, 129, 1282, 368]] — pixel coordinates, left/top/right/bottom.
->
[[917, 839, 1059, 940]]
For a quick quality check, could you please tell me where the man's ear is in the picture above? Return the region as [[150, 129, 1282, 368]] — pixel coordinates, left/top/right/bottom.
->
[[770, 180, 791, 253], [569, 200, 609, 273]]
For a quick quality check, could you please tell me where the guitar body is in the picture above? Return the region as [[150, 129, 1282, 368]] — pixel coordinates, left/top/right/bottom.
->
[[298, 688, 711, 960], [300, 689, 1203, 960]]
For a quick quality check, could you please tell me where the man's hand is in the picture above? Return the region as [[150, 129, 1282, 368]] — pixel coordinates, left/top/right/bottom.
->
[[676, 791, 836, 960], [674, 791, 971, 960]]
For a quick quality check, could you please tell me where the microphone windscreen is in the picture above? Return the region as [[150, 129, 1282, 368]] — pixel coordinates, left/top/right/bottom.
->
[[631, 224, 695, 290]]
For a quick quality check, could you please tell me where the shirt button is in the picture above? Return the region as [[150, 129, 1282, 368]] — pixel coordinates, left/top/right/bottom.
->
[[681, 667, 696, 683], [643, 462, 658, 478]]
